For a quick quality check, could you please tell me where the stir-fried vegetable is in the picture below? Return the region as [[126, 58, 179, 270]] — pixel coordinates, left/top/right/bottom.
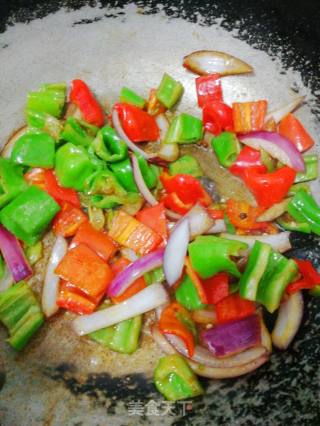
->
[[1, 56, 319, 402]]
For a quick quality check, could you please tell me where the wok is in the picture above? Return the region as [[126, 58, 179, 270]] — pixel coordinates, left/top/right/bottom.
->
[[0, 1, 319, 425]]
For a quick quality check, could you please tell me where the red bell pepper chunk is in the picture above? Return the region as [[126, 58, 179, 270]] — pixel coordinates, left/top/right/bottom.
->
[[160, 172, 212, 206], [44, 169, 80, 208], [279, 113, 314, 152], [52, 202, 88, 237], [195, 74, 223, 108], [71, 221, 117, 262], [286, 278, 313, 295], [110, 257, 146, 304], [295, 259, 320, 284], [202, 272, 229, 305], [242, 166, 296, 209], [24, 168, 46, 189], [207, 208, 225, 220], [162, 192, 193, 215], [229, 146, 267, 178], [57, 280, 102, 315], [114, 103, 159, 142], [215, 293, 256, 324], [287, 259, 320, 294], [135, 202, 168, 242], [158, 302, 195, 357], [232, 100, 267, 133], [55, 243, 113, 298], [202, 100, 234, 135], [70, 79, 105, 127], [226, 199, 269, 231]]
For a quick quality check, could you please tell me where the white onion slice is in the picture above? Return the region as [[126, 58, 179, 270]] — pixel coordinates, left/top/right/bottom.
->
[[183, 50, 253, 76], [272, 291, 304, 350], [131, 154, 158, 206], [188, 354, 268, 379], [265, 96, 305, 123], [158, 141, 179, 162], [206, 219, 227, 234], [112, 109, 154, 160], [151, 325, 268, 378], [42, 236, 67, 317], [166, 333, 266, 368], [3, 126, 27, 158], [220, 232, 291, 253], [185, 204, 214, 239], [73, 283, 169, 335], [163, 218, 190, 286], [260, 315, 272, 353], [0, 266, 13, 293], [155, 113, 169, 141]]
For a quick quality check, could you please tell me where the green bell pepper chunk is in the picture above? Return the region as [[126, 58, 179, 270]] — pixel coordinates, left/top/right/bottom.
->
[[87, 145, 107, 170], [176, 274, 206, 311], [277, 214, 311, 233], [295, 155, 318, 183], [239, 241, 272, 301], [257, 252, 298, 313], [188, 236, 248, 279], [91, 192, 142, 209], [156, 73, 184, 109], [211, 132, 241, 168], [0, 281, 44, 351], [92, 125, 128, 163], [288, 182, 311, 197], [61, 117, 96, 147], [165, 113, 203, 144], [144, 267, 165, 285], [154, 354, 203, 401], [0, 158, 28, 208], [26, 109, 63, 140], [110, 158, 138, 193], [287, 189, 320, 235], [134, 153, 159, 189], [85, 169, 141, 209], [120, 87, 146, 109], [90, 315, 142, 354], [0, 186, 60, 245], [26, 82, 66, 118], [169, 155, 203, 177], [25, 241, 43, 265], [55, 143, 94, 191], [11, 131, 55, 168]]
